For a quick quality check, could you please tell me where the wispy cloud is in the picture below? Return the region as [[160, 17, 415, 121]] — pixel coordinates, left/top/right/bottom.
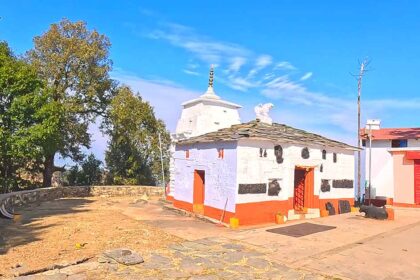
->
[[183, 69, 200, 76], [145, 22, 300, 92], [248, 55, 273, 77], [135, 17, 420, 147], [148, 23, 250, 65], [111, 69, 199, 131], [275, 61, 297, 70], [300, 72, 313, 81], [227, 57, 247, 73]]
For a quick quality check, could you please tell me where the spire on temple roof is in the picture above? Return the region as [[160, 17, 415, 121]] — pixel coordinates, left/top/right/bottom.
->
[[201, 64, 220, 99]]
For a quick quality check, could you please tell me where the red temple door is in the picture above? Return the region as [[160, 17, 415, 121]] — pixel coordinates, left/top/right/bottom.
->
[[414, 160, 420, 204], [193, 170, 205, 214], [294, 169, 306, 211]]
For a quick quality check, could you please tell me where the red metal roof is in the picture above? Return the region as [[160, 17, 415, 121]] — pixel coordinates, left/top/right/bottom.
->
[[360, 128, 420, 140], [406, 151, 420, 160]]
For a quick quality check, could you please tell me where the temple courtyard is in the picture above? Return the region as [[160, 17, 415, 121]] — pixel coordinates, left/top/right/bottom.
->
[[1, 195, 420, 280]]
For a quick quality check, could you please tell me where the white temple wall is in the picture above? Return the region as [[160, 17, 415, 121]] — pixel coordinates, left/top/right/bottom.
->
[[236, 139, 355, 204], [172, 142, 237, 212]]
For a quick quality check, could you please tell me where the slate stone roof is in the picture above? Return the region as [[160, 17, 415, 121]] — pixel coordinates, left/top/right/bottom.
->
[[177, 120, 359, 150]]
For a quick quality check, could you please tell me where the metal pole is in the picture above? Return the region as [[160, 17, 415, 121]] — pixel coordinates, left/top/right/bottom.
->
[[357, 64, 364, 205], [368, 126, 372, 205], [158, 133, 166, 196]]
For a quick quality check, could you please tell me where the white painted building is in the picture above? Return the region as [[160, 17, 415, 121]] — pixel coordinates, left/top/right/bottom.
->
[[168, 67, 358, 225], [361, 120, 420, 206], [170, 120, 358, 225]]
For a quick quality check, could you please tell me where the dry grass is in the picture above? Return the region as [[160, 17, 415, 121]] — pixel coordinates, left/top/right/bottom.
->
[[0, 197, 181, 277]]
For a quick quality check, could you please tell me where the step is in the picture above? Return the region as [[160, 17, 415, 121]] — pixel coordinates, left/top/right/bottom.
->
[[287, 209, 304, 221], [287, 208, 320, 221], [304, 208, 320, 219]]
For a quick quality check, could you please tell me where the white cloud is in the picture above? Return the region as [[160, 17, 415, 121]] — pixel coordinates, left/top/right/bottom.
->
[[82, 70, 202, 165], [248, 55, 273, 77], [148, 23, 250, 65], [183, 69, 200, 76], [274, 61, 297, 70], [111, 70, 200, 132], [300, 72, 313, 81], [228, 57, 247, 73], [137, 19, 420, 147]]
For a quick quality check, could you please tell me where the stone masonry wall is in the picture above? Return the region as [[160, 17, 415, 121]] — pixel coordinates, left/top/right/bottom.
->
[[0, 185, 164, 209]]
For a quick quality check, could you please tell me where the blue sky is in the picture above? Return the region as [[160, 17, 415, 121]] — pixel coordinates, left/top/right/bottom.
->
[[1, 1, 420, 162]]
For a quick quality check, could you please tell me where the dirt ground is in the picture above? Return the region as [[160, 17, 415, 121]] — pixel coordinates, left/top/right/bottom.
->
[[0, 197, 181, 278]]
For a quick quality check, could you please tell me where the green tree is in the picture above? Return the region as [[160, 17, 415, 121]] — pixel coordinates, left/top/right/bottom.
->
[[80, 153, 103, 185], [0, 42, 44, 192], [27, 19, 115, 188], [64, 153, 103, 186], [104, 86, 170, 186]]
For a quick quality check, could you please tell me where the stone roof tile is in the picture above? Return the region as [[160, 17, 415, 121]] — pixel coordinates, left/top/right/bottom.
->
[[178, 120, 359, 150]]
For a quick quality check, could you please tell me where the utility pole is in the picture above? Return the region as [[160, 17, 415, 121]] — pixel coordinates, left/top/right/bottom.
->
[[356, 59, 368, 205], [158, 133, 166, 196]]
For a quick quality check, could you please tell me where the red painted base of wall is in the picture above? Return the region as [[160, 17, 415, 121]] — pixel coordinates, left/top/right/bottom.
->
[[204, 205, 235, 224], [393, 202, 420, 208], [166, 195, 175, 202], [173, 199, 193, 212], [235, 199, 293, 225], [171, 196, 355, 226]]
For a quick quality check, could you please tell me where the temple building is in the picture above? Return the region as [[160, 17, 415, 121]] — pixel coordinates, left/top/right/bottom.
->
[[168, 67, 358, 225], [361, 120, 420, 207]]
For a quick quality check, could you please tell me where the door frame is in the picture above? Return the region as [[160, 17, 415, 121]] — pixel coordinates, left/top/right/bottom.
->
[[294, 166, 315, 210], [193, 170, 205, 214]]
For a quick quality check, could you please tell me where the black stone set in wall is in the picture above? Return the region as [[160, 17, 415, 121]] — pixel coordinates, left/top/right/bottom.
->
[[321, 179, 354, 192], [238, 184, 266, 194], [238, 179, 282, 196]]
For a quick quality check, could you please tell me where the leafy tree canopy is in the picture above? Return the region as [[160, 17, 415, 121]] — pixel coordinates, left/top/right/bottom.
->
[[0, 41, 45, 192], [104, 86, 170, 186], [27, 19, 116, 187], [64, 153, 103, 186]]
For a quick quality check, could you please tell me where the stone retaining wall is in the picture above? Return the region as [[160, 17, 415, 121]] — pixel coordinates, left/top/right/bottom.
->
[[0, 185, 164, 208]]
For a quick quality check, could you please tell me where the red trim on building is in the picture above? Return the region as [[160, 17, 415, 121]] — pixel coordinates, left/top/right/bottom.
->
[[406, 151, 420, 160], [235, 199, 293, 225], [170, 196, 355, 226], [360, 127, 420, 140], [393, 202, 420, 208]]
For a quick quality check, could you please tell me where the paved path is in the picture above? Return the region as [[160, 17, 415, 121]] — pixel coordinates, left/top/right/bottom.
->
[[118, 200, 420, 280], [15, 237, 327, 280]]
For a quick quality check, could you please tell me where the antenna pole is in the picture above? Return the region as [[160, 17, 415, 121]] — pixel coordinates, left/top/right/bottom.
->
[[357, 60, 367, 205], [158, 133, 166, 196]]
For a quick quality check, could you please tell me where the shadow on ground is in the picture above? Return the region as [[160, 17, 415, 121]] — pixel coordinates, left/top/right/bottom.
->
[[0, 198, 92, 255]]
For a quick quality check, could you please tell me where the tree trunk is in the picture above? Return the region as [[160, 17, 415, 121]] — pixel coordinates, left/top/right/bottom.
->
[[43, 153, 55, 188]]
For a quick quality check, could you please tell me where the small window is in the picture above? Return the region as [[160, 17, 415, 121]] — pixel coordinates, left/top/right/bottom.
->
[[218, 148, 224, 159], [391, 139, 408, 148], [333, 153, 337, 163], [361, 140, 366, 147], [322, 150, 327, 160], [186, 150, 190, 159]]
